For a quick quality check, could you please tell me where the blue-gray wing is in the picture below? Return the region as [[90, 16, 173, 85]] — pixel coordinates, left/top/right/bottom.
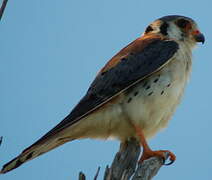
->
[[25, 38, 179, 146]]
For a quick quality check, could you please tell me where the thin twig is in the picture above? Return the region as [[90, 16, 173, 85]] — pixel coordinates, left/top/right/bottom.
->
[[0, 0, 8, 21], [0, 136, 2, 146], [78, 172, 86, 180], [94, 167, 100, 180]]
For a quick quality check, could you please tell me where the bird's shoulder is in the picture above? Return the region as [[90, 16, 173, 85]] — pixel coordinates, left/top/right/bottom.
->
[[99, 34, 167, 73], [69, 34, 179, 122]]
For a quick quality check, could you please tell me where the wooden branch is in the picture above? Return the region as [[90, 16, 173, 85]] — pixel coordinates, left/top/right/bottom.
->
[[132, 153, 169, 180], [104, 138, 140, 180], [78, 138, 169, 180], [0, 0, 8, 21]]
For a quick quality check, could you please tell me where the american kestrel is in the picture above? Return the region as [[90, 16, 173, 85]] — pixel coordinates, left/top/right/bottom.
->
[[1, 15, 205, 174]]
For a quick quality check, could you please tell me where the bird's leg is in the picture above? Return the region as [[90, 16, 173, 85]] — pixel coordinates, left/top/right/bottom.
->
[[134, 126, 176, 165]]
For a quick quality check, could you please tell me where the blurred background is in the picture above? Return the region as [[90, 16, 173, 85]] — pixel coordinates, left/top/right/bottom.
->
[[0, 0, 211, 179]]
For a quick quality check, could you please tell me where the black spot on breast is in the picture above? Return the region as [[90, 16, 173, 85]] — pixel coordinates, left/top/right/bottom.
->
[[154, 78, 159, 83], [148, 92, 153, 96], [160, 22, 169, 35], [161, 90, 164, 95], [121, 58, 127, 61], [26, 152, 33, 160], [143, 82, 148, 87], [127, 98, 132, 103], [134, 91, 138, 96], [146, 85, 150, 90]]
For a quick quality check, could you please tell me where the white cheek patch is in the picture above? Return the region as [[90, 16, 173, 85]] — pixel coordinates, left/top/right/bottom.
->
[[167, 23, 182, 40], [152, 26, 161, 34]]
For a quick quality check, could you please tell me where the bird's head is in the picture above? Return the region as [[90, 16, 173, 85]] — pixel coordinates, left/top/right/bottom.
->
[[144, 15, 205, 48]]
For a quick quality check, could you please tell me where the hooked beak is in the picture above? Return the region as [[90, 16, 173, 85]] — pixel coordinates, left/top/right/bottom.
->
[[192, 30, 205, 44]]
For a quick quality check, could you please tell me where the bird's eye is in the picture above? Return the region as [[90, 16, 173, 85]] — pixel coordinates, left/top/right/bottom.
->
[[145, 25, 153, 33], [176, 19, 190, 28]]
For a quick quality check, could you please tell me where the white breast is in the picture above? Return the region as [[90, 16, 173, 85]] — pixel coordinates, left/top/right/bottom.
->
[[121, 44, 192, 139], [64, 43, 193, 142]]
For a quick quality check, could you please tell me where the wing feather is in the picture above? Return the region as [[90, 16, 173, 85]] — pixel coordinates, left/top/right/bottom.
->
[[23, 36, 179, 151]]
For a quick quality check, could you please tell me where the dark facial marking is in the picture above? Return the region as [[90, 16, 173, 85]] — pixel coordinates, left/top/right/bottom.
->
[[145, 25, 153, 33], [167, 83, 171, 87], [176, 19, 190, 28], [160, 22, 169, 35]]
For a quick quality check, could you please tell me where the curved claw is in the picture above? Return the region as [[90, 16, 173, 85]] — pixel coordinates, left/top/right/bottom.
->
[[164, 159, 174, 166], [161, 150, 176, 165], [139, 149, 176, 165]]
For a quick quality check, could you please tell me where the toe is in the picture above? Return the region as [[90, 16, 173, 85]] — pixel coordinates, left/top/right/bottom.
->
[[139, 149, 176, 165], [161, 150, 176, 165]]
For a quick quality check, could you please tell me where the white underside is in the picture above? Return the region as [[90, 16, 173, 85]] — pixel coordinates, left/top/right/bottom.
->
[[61, 43, 192, 142]]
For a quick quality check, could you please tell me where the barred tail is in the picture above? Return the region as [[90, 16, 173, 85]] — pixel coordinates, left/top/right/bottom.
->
[[0, 136, 72, 174]]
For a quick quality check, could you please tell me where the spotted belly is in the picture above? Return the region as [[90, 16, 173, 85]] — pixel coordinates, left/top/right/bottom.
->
[[67, 56, 190, 142], [121, 65, 188, 139], [71, 68, 187, 142]]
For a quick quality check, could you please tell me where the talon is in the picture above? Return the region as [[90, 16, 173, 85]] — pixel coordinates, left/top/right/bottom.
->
[[139, 149, 176, 165], [133, 125, 176, 166], [164, 160, 174, 166], [162, 157, 166, 165], [163, 150, 176, 165]]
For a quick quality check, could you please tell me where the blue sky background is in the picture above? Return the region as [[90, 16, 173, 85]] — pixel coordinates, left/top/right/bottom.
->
[[0, 0, 211, 179]]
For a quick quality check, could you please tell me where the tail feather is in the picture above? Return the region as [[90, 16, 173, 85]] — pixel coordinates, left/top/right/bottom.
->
[[0, 137, 71, 174]]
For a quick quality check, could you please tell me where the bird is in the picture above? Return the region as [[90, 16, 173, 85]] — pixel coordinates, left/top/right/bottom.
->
[[1, 15, 205, 174]]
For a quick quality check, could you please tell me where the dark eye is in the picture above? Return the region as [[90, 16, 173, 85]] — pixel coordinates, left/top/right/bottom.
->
[[145, 25, 153, 33], [176, 19, 190, 28]]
